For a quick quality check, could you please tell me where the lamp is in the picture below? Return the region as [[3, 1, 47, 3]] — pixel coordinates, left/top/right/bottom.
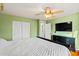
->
[[45, 14, 52, 18]]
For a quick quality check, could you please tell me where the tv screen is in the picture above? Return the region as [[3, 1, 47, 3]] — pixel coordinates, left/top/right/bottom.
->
[[56, 22, 72, 31]]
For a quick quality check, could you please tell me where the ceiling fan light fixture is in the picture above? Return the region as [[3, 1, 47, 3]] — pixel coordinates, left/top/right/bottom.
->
[[45, 13, 52, 18], [44, 7, 53, 18], [45, 7, 52, 15]]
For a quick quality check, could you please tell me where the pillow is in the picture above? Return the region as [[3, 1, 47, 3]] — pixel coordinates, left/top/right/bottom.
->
[[0, 38, 8, 45]]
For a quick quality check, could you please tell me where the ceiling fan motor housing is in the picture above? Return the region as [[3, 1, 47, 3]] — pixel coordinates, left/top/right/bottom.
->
[[45, 7, 53, 15]]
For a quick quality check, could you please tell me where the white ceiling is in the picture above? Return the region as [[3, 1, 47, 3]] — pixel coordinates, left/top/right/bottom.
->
[[2, 3, 79, 20]]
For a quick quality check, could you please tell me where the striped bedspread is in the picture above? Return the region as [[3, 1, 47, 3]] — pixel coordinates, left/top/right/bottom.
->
[[0, 37, 70, 56]]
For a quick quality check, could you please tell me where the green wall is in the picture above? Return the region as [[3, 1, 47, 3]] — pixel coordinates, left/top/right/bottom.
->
[[0, 13, 38, 41], [47, 12, 79, 50], [47, 13, 78, 35], [77, 13, 79, 50], [0, 12, 79, 50]]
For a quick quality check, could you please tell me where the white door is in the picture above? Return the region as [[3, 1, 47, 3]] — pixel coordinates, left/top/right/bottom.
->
[[13, 21, 22, 40], [45, 23, 51, 40], [39, 21, 46, 37], [12, 21, 30, 40], [22, 22, 30, 39], [39, 23, 45, 37]]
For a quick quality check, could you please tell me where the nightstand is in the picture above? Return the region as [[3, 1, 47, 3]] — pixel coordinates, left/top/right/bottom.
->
[[71, 51, 79, 56]]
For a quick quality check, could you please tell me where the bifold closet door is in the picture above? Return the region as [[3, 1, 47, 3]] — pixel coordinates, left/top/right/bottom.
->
[[13, 21, 22, 40], [22, 22, 30, 39], [12, 21, 30, 40]]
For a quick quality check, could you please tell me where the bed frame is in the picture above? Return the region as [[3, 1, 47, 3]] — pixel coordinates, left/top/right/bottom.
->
[[37, 35, 75, 51]]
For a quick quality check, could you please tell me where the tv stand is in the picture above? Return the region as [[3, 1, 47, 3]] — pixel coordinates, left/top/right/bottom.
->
[[51, 35, 75, 51]]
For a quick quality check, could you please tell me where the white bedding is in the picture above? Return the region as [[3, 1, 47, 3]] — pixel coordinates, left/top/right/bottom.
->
[[0, 37, 70, 56]]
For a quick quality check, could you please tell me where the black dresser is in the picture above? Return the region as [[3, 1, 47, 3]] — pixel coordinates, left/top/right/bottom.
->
[[51, 35, 75, 51]]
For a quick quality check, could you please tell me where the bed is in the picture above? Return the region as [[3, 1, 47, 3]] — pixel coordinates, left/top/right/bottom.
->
[[0, 37, 70, 56]]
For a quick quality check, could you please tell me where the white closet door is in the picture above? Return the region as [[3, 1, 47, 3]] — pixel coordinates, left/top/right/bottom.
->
[[18, 22, 22, 40], [12, 21, 30, 40], [45, 24, 51, 40], [22, 22, 30, 39], [13, 21, 22, 40]]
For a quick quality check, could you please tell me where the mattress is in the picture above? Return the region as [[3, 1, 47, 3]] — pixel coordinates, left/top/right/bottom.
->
[[0, 37, 70, 56]]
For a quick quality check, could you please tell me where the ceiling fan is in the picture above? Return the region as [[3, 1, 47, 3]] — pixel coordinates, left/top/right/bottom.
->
[[35, 7, 64, 19]]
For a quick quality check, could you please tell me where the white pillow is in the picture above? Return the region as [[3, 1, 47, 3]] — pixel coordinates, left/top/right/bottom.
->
[[0, 38, 8, 45], [0, 38, 7, 42]]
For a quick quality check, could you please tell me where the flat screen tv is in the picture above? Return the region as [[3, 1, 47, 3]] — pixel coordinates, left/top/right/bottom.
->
[[56, 22, 72, 31]]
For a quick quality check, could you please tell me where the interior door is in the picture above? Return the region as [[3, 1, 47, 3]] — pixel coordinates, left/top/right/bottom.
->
[[39, 23, 45, 37], [39, 21, 46, 38], [12, 21, 30, 40], [45, 23, 51, 40], [22, 22, 30, 39], [13, 21, 22, 40]]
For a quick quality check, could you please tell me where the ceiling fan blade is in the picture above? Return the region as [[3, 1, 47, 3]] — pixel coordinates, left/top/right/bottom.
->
[[35, 11, 44, 15], [51, 10, 64, 14]]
